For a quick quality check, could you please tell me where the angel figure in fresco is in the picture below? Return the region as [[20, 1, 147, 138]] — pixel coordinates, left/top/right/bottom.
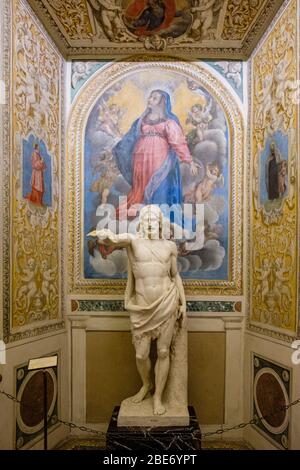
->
[[254, 72, 273, 129], [89, 102, 122, 203], [71, 62, 95, 89], [190, 0, 221, 40], [87, 0, 127, 40], [25, 143, 46, 206], [254, 258, 271, 303], [14, 62, 37, 123], [186, 100, 213, 143], [90, 160, 119, 204], [113, 89, 199, 219], [17, 258, 38, 312], [273, 258, 291, 310], [98, 102, 123, 139], [41, 259, 57, 309], [273, 54, 299, 113], [194, 163, 224, 203]]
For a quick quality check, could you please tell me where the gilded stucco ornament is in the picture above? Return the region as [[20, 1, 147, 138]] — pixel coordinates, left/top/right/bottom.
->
[[11, 0, 62, 328], [27, 0, 285, 59], [0, 0, 65, 341], [249, 0, 299, 337]]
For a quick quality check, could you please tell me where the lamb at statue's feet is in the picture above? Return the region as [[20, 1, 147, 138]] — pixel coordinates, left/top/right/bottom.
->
[[153, 396, 166, 415], [130, 383, 152, 403]]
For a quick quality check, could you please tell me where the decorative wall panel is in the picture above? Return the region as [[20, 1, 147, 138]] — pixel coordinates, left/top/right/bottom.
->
[[2, 0, 65, 342], [249, 0, 299, 339]]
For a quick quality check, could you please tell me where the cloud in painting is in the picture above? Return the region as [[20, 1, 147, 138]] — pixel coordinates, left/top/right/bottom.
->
[[177, 254, 203, 273], [88, 127, 116, 156], [89, 249, 128, 276], [193, 130, 227, 169], [198, 239, 225, 271], [89, 236, 224, 276], [209, 195, 226, 215], [204, 202, 219, 228], [178, 239, 225, 273]]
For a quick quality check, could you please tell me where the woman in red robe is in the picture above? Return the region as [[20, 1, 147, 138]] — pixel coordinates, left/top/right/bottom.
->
[[26, 144, 46, 206], [115, 89, 198, 219]]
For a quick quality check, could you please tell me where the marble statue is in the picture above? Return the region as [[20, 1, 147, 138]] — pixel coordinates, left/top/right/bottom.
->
[[88, 205, 189, 426]]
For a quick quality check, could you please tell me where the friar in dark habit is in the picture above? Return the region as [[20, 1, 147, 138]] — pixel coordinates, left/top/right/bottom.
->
[[265, 141, 279, 200]]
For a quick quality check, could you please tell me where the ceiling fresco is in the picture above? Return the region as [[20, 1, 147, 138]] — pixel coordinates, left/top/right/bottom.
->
[[27, 0, 285, 59]]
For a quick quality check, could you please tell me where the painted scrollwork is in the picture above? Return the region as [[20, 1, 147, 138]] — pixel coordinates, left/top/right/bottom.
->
[[12, 0, 61, 328], [43, 0, 226, 48], [27, 0, 286, 58], [250, 0, 298, 334], [13, 203, 59, 327], [44, 0, 94, 39], [252, 224, 296, 329], [222, 0, 267, 40]]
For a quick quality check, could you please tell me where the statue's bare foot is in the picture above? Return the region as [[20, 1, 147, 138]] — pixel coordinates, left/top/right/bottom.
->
[[153, 397, 166, 415], [131, 383, 152, 404]]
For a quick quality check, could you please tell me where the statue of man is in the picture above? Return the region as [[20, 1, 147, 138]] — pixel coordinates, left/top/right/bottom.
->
[[89, 205, 187, 417]]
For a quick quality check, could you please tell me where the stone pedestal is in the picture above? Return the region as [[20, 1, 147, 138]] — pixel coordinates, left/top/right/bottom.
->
[[106, 406, 201, 451], [118, 396, 189, 427]]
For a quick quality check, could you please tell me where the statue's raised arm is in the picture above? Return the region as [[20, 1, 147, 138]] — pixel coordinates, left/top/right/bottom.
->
[[87, 228, 133, 248]]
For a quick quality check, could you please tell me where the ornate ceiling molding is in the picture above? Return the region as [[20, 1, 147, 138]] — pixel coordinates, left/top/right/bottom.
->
[[27, 0, 285, 60]]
